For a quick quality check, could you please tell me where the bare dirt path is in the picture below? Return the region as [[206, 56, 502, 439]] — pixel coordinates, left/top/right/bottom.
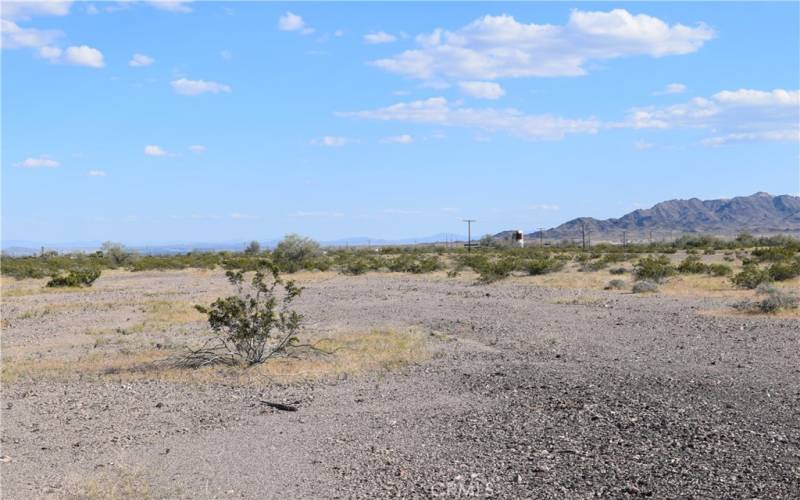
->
[[2, 271, 798, 498]]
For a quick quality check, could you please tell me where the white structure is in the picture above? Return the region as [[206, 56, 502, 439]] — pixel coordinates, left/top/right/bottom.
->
[[512, 230, 524, 248]]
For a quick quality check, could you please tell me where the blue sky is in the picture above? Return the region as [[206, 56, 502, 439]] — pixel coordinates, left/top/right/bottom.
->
[[2, 1, 799, 244]]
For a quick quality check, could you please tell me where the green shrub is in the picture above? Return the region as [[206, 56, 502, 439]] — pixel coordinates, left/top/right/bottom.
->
[[731, 264, 772, 289], [706, 263, 733, 277], [604, 279, 626, 290], [767, 259, 800, 281], [677, 255, 707, 274], [101, 242, 136, 268], [634, 256, 676, 283], [193, 261, 302, 366], [522, 257, 565, 276], [273, 234, 322, 272], [46, 269, 101, 288], [609, 267, 627, 275]]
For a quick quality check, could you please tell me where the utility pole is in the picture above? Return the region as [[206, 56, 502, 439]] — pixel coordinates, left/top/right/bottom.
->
[[622, 231, 628, 248], [539, 228, 544, 247], [463, 219, 476, 252], [649, 230, 653, 245], [580, 221, 586, 250]]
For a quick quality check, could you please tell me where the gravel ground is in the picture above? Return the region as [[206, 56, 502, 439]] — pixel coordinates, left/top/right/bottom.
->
[[1, 270, 799, 498]]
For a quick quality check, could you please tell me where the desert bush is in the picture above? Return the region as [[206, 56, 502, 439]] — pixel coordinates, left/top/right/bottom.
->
[[766, 258, 800, 281], [101, 242, 136, 268], [731, 264, 772, 289], [244, 240, 261, 255], [732, 285, 799, 314], [706, 263, 733, 277], [751, 246, 796, 262], [479, 257, 518, 283], [632, 280, 659, 293], [604, 279, 626, 290], [192, 260, 302, 366], [677, 255, 707, 274], [46, 269, 101, 288], [609, 267, 627, 275], [387, 254, 441, 274], [272, 234, 323, 272], [634, 256, 676, 283], [523, 257, 565, 276]]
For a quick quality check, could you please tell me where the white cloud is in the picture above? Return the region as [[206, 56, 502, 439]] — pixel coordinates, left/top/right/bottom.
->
[[380, 134, 414, 144], [634, 140, 654, 150], [189, 145, 206, 153], [87, 170, 107, 177], [372, 10, 713, 82], [627, 88, 799, 145], [147, 1, 192, 13], [144, 145, 168, 156], [1, 1, 73, 20], [334, 29, 345, 37], [220, 49, 233, 60], [364, 31, 397, 44], [653, 83, 687, 95], [288, 211, 345, 218], [458, 81, 505, 100], [16, 156, 60, 168], [230, 213, 260, 220], [341, 97, 601, 141], [129, 53, 154, 67], [311, 136, 350, 147], [527, 204, 560, 211], [1, 19, 61, 49], [278, 12, 313, 35], [171, 78, 231, 95], [63, 45, 104, 67], [38, 45, 62, 61]]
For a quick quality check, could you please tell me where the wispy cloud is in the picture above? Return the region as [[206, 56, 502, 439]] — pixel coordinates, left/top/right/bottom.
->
[[288, 211, 345, 218], [16, 156, 60, 168], [458, 81, 505, 100], [144, 145, 168, 156], [171, 78, 231, 95], [230, 212, 260, 220], [189, 145, 206, 153], [380, 134, 414, 144], [364, 31, 397, 44], [653, 83, 687, 95], [311, 136, 351, 147], [87, 170, 107, 177], [147, 1, 193, 13], [129, 53, 154, 67]]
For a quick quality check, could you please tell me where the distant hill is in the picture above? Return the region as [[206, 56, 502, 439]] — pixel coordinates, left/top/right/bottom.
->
[[498, 192, 800, 243]]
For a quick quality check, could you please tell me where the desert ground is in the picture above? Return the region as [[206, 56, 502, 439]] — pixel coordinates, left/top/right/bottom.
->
[[1, 266, 799, 498]]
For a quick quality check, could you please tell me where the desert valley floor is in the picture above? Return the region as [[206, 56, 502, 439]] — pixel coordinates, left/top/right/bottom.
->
[[1, 269, 799, 498]]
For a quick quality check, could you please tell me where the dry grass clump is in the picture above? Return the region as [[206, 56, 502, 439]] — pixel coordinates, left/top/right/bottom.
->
[[61, 464, 177, 500], [2, 328, 433, 386]]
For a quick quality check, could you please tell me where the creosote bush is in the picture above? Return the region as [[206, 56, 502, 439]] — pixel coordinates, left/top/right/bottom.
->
[[191, 260, 303, 366], [46, 269, 101, 288], [732, 284, 799, 314], [273, 234, 323, 272], [605, 279, 626, 290], [634, 256, 676, 283], [731, 264, 772, 289]]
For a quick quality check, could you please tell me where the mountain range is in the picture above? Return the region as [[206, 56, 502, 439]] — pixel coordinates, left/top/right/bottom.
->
[[498, 192, 800, 243]]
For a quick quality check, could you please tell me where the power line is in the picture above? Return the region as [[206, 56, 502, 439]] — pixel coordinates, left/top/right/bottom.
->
[[463, 219, 476, 252]]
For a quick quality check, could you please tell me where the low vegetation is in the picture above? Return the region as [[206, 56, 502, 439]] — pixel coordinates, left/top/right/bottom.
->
[[732, 285, 799, 314], [46, 269, 101, 288], [190, 260, 303, 366], [2, 233, 798, 294]]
